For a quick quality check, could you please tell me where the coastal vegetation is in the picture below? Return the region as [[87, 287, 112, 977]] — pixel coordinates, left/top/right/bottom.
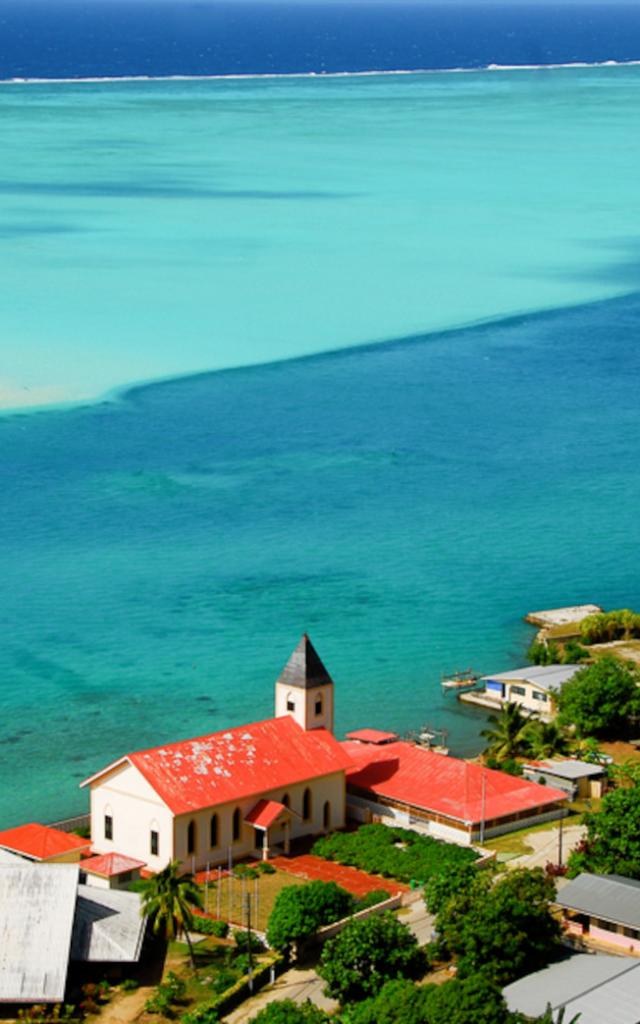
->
[[567, 779, 640, 879], [481, 703, 570, 764], [579, 608, 640, 644], [556, 655, 640, 737], [311, 824, 477, 883]]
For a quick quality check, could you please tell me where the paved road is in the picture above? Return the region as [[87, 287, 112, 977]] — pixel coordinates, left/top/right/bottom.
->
[[223, 966, 338, 1023], [400, 897, 435, 946], [509, 823, 586, 871]]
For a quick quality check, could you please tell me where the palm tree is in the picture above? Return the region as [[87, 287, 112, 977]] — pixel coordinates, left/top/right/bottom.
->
[[139, 860, 203, 971], [524, 719, 570, 760], [481, 702, 535, 761]]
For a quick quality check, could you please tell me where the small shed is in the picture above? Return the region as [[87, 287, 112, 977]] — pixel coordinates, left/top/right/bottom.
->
[[81, 853, 146, 890], [522, 759, 606, 800], [557, 872, 640, 956]]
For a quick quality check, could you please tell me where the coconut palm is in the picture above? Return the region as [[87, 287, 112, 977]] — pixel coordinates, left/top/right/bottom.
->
[[481, 702, 535, 761], [139, 860, 203, 971], [524, 719, 570, 760]]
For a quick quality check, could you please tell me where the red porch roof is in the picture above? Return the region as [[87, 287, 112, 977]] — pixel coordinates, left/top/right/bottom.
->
[[245, 799, 288, 830]]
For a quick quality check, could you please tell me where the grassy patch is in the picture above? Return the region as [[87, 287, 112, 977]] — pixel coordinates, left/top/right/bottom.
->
[[202, 868, 302, 932], [483, 812, 583, 857]]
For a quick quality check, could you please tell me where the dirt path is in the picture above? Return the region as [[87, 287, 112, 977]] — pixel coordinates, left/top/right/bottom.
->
[[91, 987, 153, 1024]]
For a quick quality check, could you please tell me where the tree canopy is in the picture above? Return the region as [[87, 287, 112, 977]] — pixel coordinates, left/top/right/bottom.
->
[[266, 880, 354, 952], [336, 976, 513, 1024], [567, 783, 640, 879], [480, 702, 534, 761], [556, 655, 640, 737], [249, 1000, 328, 1024], [318, 911, 425, 1003], [434, 868, 561, 986]]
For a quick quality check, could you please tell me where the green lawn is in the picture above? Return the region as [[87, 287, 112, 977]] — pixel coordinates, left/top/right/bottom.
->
[[483, 811, 584, 857], [202, 868, 303, 932]]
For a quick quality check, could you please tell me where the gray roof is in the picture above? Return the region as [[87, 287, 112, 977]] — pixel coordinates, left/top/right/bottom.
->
[[556, 873, 640, 930], [481, 664, 582, 692], [71, 885, 146, 962], [276, 633, 334, 691], [504, 953, 640, 1024], [523, 759, 605, 780], [0, 863, 78, 1003]]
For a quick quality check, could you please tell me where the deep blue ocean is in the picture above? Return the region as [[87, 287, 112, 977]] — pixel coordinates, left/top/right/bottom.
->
[[1, 1, 640, 79], [2, 2, 640, 827]]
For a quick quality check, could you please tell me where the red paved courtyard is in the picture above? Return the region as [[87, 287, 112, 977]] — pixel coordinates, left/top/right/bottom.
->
[[270, 852, 408, 898]]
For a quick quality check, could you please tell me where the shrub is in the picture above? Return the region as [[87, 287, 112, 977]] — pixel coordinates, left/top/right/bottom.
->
[[182, 1007, 220, 1024], [318, 912, 425, 1002], [355, 889, 391, 910], [312, 824, 477, 884], [233, 864, 259, 880], [120, 979, 140, 992], [257, 861, 276, 874], [249, 1000, 328, 1023], [233, 929, 266, 953], [557, 656, 640, 737], [267, 880, 354, 952], [211, 968, 240, 995], [192, 916, 229, 938]]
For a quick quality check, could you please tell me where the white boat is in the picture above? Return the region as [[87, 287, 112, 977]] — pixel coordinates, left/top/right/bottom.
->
[[441, 668, 480, 691]]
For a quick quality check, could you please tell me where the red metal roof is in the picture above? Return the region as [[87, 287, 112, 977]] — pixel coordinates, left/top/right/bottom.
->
[[245, 799, 287, 829], [345, 728, 399, 745], [342, 741, 567, 825], [85, 716, 353, 816], [0, 823, 91, 861], [82, 853, 146, 878]]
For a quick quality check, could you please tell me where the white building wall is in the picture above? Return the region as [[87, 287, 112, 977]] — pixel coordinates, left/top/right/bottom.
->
[[274, 681, 334, 734], [89, 762, 175, 872]]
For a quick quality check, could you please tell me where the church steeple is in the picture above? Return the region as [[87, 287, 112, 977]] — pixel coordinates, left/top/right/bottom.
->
[[274, 634, 335, 733]]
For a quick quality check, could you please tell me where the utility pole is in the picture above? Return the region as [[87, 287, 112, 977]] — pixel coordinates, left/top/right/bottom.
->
[[246, 894, 254, 993], [558, 814, 564, 868], [479, 767, 487, 846]]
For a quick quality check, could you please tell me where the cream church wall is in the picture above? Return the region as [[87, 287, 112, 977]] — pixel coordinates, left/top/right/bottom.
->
[[89, 761, 175, 871]]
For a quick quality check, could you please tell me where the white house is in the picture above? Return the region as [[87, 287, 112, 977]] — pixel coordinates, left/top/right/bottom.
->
[[476, 663, 583, 717], [81, 635, 352, 872]]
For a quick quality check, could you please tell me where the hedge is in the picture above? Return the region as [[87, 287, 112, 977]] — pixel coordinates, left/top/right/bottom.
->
[[180, 955, 284, 1023]]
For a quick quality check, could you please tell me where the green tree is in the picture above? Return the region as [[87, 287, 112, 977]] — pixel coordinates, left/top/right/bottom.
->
[[567, 784, 640, 879], [524, 719, 570, 760], [423, 861, 478, 917], [139, 860, 203, 971], [422, 975, 513, 1024], [556, 656, 640, 737], [266, 880, 354, 953], [249, 1001, 328, 1024], [338, 979, 430, 1024], [318, 912, 425, 1003], [435, 868, 560, 985], [527, 641, 562, 666], [481, 702, 535, 761]]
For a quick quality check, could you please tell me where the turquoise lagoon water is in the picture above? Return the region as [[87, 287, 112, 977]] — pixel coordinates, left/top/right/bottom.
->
[[2, 67, 640, 825]]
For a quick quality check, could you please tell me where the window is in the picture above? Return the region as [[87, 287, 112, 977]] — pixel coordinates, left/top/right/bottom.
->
[[623, 926, 640, 939], [232, 807, 241, 842], [120, 870, 133, 884], [323, 800, 330, 830], [282, 793, 290, 809], [595, 918, 614, 932], [187, 820, 196, 855], [287, 699, 295, 712], [210, 814, 218, 848], [150, 830, 159, 856], [302, 787, 312, 822], [532, 691, 548, 702], [315, 697, 323, 716], [510, 685, 526, 697], [104, 814, 113, 841]]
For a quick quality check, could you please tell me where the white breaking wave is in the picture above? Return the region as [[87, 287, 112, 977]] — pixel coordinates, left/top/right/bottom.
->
[[2, 59, 640, 85]]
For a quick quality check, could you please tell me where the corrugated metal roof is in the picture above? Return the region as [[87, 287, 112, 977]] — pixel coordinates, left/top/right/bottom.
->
[[556, 873, 640, 930], [480, 664, 582, 692], [276, 634, 333, 691], [71, 886, 146, 963], [85, 716, 352, 816], [82, 853, 146, 878], [342, 740, 566, 824], [504, 953, 640, 1024], [0, 823, 90, 861], [523, 759, 605, 780], [0, 864, 78, 1003], [245, 799, 287, 829]]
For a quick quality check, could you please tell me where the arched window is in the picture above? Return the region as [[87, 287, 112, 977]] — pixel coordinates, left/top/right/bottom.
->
[[232, 807, 241, 842], [286, 692, 296, 712], [104, 804, 113, 841], [323, 800, 331, 831], [281, 793, 290, 809], [315, 692, 323, 716], [187, 820, 196, 855], [150, 818, 160, 857], [210, 814, 218, 848], [302, 787, 312, 822]]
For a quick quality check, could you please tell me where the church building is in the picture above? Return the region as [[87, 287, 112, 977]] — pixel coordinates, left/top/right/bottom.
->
[[81, 636, 351, 872]]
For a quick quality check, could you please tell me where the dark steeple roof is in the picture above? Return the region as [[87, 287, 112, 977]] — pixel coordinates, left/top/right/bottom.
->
[[276, 634, 334, 691]]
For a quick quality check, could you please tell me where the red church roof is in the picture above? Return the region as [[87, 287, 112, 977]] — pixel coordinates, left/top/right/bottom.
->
[[0, 823, 91, 861], [342, 740, 567, 825], [83, 716, 352, 816]]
